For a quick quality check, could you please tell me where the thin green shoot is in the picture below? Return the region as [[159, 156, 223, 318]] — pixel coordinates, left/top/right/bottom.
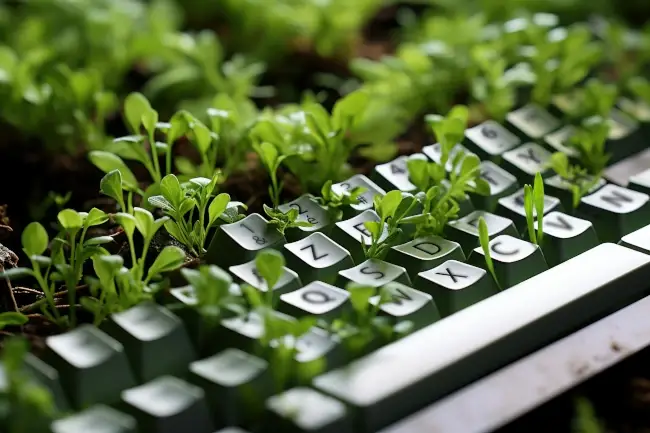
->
[[478, 216, 501, 291]]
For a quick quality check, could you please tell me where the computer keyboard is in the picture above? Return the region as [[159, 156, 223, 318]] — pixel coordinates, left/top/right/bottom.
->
[[6, 18, 650, 433]]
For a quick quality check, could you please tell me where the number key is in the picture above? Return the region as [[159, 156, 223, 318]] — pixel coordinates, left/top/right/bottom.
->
[[277, 194, 332, 241], [205, 213, 285, 267], [331, 174, 386, 217], [372, 154, 428, 192], [465, 120, 521, 159]]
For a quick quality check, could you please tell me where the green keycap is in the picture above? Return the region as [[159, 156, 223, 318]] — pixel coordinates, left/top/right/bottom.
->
[[51, 405, 137, 433]]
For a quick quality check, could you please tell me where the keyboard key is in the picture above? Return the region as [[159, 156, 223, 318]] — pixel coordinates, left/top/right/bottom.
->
[[620, 223, 650, 255], [387, 236, 465, 280], [265, 387, 352, 433], [578, 183, 650, 242], [51, 405, 137, 433], [628, 167, 650, 195], [103, 302, 196, 382], [294, 327, 345, 381], [332, 210, 387, 262], [501, 142, 553, 182], [277, 194, 332, 240], [372, 154, 428, 192], [446, 211, 518, 256], [23, 352, 69, 411], [230, 259, 301, 306], [284, 232, 354, 285], [44, 324, 136, 408], [331, 174, 386, 216], [369, 282, 440, 331], [607, 108, 643, 162], [469, 234, 548, 289], [543, 124, 579, 157], [544, 174, 606, 210], [464, 120, 521, 159], [313, 243, 650, 432], [416, 260, 498, 317], [338, 259, 411, 288], [536, 211, 599, 266], [496, 187, 561, 233], [279, 281, 350, 320], [505, 104, 561, 140], [220, 311, 293, 353], [205, 213, 286, 266], [121, 376, 213, 433], [471, 161, 518, 212], [421, 143, 476, 173], [188, 348, 272, 427]]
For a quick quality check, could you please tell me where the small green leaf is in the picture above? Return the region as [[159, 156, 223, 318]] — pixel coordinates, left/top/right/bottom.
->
[[58, 209, 83, 231], [378, 190, 403, 220], [89, 151, 139, 190], [85, 208, 109, 227], [124, 92, 152, 134], [115, 213, 136, 238], [133, 207, 155, 239], [84, 236, 114, 246], [524, 185, 536, 245], [192, 120, 212, 154], [0, 312, 28, 328], [478, 217, 500, 290], [160, 174, 183, 208], [208, 193, 230, 227], [0, 267, 34, 279], [147, 246, 186, 279], [347, 283, 375, 314], [100, 170, 124, 204], [533, 172, 545, 245], [255, 249, 285, 289], [141, 108, 159, 137], [22, 222, 48, 256]]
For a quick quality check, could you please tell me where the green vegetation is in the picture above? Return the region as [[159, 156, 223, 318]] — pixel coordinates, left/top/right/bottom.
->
[[1, 0, 649, 428]]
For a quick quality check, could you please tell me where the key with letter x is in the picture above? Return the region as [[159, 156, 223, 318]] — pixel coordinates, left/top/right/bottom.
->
[[416, 260, 498, 317]]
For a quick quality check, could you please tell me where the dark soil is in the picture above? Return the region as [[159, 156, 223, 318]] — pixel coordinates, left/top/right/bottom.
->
[[0, 3, 649, 431]]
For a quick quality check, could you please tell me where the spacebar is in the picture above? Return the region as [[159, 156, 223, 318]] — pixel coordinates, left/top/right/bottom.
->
[[313, 243, 650, 432]]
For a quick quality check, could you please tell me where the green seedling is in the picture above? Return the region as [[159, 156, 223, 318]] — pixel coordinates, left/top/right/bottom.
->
[[572, 396, 605, 433], [363, 190, 414, 259], [478, 216, 501, 291], [569, 115, 611, 176], [0, 312, 28, 331], [254, 249, 286, 305], [523, 172, 545, 245], [556, 79, 618, 121], [321, 283, 413, 359], [0, 338, 58, 433], [263, 205, 313, 236], [315, 180, 365, 221], [0, 208, 112, 327], [254, 141, 287, 209], [253, 89, 370, 193], [180, 265, 246, 331], [628, 76, 650, 106], [547, 153, 601, 209], [148, 173, 230, 257]]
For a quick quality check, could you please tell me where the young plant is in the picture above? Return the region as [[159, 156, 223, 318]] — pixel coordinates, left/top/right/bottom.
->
[[180, 264, 247, 333], [0, 338, 58, 433], [263, 206, 313, 236], [242, 252, 316, 390], [547, 153, 601, 209], [254, 141, 286, 209], [0, 208, 112, 327], [314, 180, 365, 221], [478, 217, 501, 291], [148, 173, 231, 257], [0, 312, 28, 331], [554, 79, 618, 121], [569, 116, 611, 176], [82, 245, 186, 326], [572, 396, 605, 433], [523, 172, 545, 246], [363, 191, 415, 259], [321, 283, 413, 359], [253, 89, 370, 193]]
